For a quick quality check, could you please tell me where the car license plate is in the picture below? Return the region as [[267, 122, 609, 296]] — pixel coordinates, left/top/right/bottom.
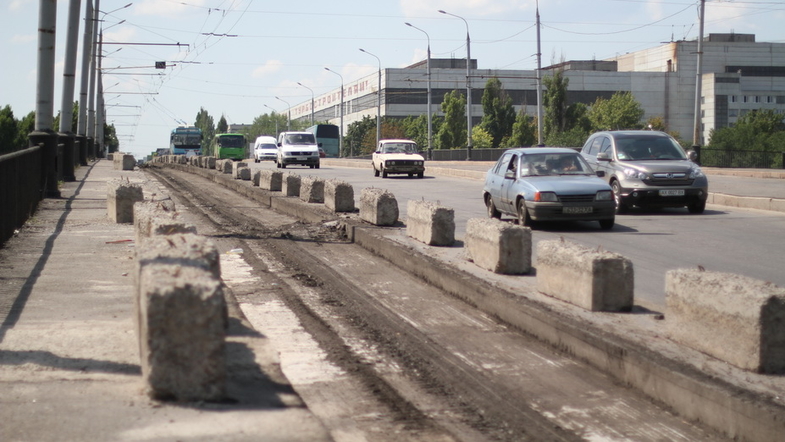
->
[[659, 189, 685, 196], [563, 206, 593, 214]]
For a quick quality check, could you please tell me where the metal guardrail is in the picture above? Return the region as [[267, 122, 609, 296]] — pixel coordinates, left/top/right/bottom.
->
[[698, 148, 785, 169], [0, 145, 43, 245]]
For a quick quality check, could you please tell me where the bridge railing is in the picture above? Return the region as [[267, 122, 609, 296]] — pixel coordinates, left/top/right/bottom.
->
[[0, 145, 43, 245]]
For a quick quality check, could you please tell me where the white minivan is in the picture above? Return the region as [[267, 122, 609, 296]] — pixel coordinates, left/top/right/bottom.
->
[[276, 131, 321, 169], [253, 135, 278, 163]]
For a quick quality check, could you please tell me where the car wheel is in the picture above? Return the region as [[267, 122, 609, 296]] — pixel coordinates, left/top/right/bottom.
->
[[417, 172, 424, 178], [281, 162, 287, 169], [382, 168, 388, 178], [599, 218, 615, 230], [374, 167, 380, 177], [316, 162, 320, 169], [516, 199, 532, 227], [408, 173, 413, 178], [688, 200, 706, 214], [611, 181, 628, 214], [485, 194, 501, 219], [276, 160, 281, 169]]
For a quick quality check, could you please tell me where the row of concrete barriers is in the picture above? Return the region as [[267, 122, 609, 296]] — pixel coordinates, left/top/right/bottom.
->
[[147, 154, 785, 376], [143, 156, 785, 440]]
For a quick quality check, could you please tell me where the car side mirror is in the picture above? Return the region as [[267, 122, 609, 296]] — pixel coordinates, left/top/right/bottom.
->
[[687, 150, 698, 161], [597, 152, 611, 161], [504, 170, 516, 180], [318, 142, 323, 147], [595, 171, 605, 178], [277, 142, 281, 147]]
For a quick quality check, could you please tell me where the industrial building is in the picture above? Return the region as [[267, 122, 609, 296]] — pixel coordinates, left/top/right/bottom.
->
[[288, 34, 785, 146]]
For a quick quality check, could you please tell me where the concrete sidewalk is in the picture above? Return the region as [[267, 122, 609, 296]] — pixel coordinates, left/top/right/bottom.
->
[[0, 159, 331, 442]]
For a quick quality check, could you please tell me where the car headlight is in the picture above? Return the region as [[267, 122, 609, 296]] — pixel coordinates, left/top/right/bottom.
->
[[595, 190, 613, 201], [534, 191, 558, 202], [623, 168, 649, 180], [689, 166, 705, 179]]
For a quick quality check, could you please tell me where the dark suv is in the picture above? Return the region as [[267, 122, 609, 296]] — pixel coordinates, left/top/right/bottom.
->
[[580, 131, 708, 213]]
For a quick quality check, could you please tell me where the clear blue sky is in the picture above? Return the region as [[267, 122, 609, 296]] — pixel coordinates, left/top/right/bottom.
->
[[2, 0, 783, 159]]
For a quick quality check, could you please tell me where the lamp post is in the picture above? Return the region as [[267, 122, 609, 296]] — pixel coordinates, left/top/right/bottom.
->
[[324, 67, 344, 156], [297, 82, 315, 126], [405, 22, 432, 159], [275, 96, 291, 131], [439, 9, 472, 160], [359, 48, 382, 148]]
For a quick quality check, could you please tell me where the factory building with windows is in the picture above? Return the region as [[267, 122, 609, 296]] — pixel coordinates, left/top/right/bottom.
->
[[288, 33, 785, 146]]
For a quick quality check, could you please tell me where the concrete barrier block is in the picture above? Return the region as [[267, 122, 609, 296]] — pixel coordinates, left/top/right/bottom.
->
[[406, 199, 454, 246], [325, 179, 354, 212], [300, 176, 324, 203], [107, 179, 144, 223], [536, 239, 634, 312], [282, 173, 301, 197], [258, 170, 283, 191], [219, 160, 232, 174], [465, 218, 531, 274], [232, 162, 248, 179], [204, 156, 216, 169], [666, 269, 785, 373], [133, 200, 179, 245], [138, 263, 226, 401], [113, 153, 135, 171], [238, 167, 251, 181], [360, 188, 398, 226]]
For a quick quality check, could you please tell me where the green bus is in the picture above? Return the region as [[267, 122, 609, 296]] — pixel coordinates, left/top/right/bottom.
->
[[208, 133, 246, 160]]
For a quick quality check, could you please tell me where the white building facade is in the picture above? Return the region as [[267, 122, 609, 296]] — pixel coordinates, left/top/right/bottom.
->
[[288, 34, 785, 146]]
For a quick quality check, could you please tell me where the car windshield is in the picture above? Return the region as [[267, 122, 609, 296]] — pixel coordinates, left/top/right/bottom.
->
[[520, 153, 592, 176], [382, 143, 418, 154], [615, 136, 687, 161], [257, 143, 276, 150], [285, 133, 316, 145]]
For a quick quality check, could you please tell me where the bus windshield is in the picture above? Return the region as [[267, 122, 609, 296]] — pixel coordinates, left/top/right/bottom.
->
[[218, 136, 245, 148]]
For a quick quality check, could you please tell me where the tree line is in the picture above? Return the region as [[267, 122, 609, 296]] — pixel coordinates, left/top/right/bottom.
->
[[0, 103, 118, 155]]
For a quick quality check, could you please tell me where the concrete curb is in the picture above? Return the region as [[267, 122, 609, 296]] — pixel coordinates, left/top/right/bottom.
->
[[150, 161, 785, 442]]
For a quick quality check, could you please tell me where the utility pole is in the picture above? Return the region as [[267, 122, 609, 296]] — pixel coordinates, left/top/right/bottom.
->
[[536, 1, 544, 146], [87, 0, 100, 160], [692, 0, 706, 163], [58, 0, 82, 181], [29, 0, 60, 198], [76, 0, 94, 166]]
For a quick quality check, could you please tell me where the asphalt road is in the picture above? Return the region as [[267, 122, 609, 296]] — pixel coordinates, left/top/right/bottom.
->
[[248, 160, 785, 309]]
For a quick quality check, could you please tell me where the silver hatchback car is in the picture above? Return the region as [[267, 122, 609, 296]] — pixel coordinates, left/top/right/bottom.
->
[[580, 131, 708, 214], [483, 147, 616, 229]]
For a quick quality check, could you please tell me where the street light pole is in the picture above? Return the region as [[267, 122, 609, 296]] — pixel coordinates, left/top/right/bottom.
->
[[439, 9, 472, 160], [297, 82, 315, 126], [359, 48, 382, 148], [405, 22, 432, 159], [275, 96, 291, 131], [324, 67, 344, 156]]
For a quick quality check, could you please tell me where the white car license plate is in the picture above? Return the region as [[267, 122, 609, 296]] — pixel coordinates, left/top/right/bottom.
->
[[659, 189, 685, 196], [563, 206, 593, 214]]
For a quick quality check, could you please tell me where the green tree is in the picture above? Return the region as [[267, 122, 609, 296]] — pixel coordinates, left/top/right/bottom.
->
[[471, 126, 493, 149], [479, 77, 516, 147], [104, 122, 119, 153], [16, 111, 35, 150], [216, 115, 228, 133], [542, 70, 570, 136], [194, 108, 215, 152], [542, 70, 590, 146], [506, 111, 537, 148], [709, 109, 785, 152], [588, 91, 645, 131], [0, 105, 19, 154], [247, 112, 287, 141], [436, 90, 466, 149], [345, 115, 376, 156]]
